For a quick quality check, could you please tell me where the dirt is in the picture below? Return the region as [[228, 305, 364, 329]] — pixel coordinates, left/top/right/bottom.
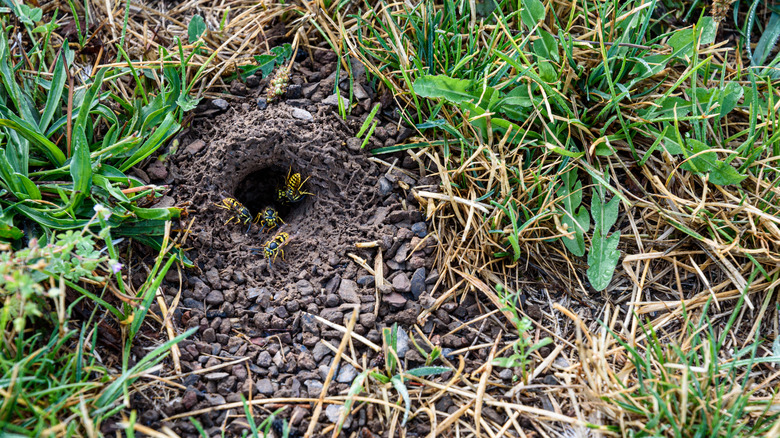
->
[[117, 52, 498, 437]]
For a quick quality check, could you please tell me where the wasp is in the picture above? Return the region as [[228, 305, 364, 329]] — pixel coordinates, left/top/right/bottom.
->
[[254, 206, 285, 233], [251, 231, 290, 264], [277, 167, 314, 203], [213, 198, 253, 232]]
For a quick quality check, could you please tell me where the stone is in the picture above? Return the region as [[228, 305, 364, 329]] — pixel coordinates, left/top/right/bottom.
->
[[291, 406, 308, 426], [205, 393, 226, 406], [181, 389, 198, 409], [396, 328, 410, 359], [256, 378, 274, 396], [182, 298, 203, 310], [211, 99, 229, 111], [147, 161, 168, 181], [499, 369, 513, 380], [204, 372, 229, 381], [338, 279, 361, 304], [246, 75, 260, 88], [297, 279, 314, 296], [356, 275, 374, 287], [393, 243, 409, 263], [410, 268, 426, 300], [322, 93, 349, 107], [257, 351, 273, 367], [353, 83, 369, 100], [286, 84, 303, 99], [382, 292, 407, 308], [202, 327, 216, 343], [397, 126, 413, 141], [305, 380, 323, 397], [319, 308, 343, 323], [346, 137, 362, 152], [359, 313, 376, 327], [312, 342, 330, 363], [378, 177, 393, 196], [411, 222, 427, 237], [230, 80, 247, 96], [325, 404, 345, 425], [184, 139, 206, 155], [336, 363, 358, 383], [292, 108, 313, 122], [246, 287, 262, 301], [257, 97, 268, 110], [302, 83, 319, 98], [301, 313, 319, 334], [298, 352, 317, 370], [232, 365, 248, 381], [324, 293, 340, 308], [205, 290, 224, 306], [392, 273, 411, 293], [205, 268, 221, 289]]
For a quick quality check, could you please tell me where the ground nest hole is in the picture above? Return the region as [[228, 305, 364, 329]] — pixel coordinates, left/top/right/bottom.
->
[[232, 165, 312, 224]]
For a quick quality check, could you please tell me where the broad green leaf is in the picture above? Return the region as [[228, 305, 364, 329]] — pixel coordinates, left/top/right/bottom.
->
[[40, 49, 67, 132], [592, 191, 619, 235], [413, 75, 481, 105], [680, 139, 717, 174], [537, 60, 557, 82], [93, 175, 130, 202], [73, 68, 107, 139], [129, 205, 181, 221], [405, 366, 451, 377], [176, 94, 200, 112], [753, 12, 780, 67], [698, 17, 717, 46], [709, 161, 747, 186], [521, 0, 545, 28], [69, 127, 92, 210], [557, 170, 589, 257], [587, 228, 621, 291], [0, 36, 38, 126], [0, 222, 23, 240], [13, 173, 41, 200], [533, 30, 559, 63], [719, 82, 743, 117], [0, 113, 65, 166], [188, 15, 207, 43], [17, 4, 42, 24]]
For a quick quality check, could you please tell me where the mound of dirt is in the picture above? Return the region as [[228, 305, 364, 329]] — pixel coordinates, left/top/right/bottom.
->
[[131, 74, 468, 436]]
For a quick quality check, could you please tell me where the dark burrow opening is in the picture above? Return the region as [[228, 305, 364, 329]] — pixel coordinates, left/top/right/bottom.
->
[[233, 165, 313, 228]]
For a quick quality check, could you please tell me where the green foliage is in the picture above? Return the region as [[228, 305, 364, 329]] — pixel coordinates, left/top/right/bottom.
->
[[229, 44, 293, 81], [367, 324, 450, 426], [607, 295, 780, 437], [0, 213, 193, 434], [188, 15, 207, 43], [586, 183, 621, 291], [350, 0, 777, 293], [492, 285, 551, 383], [557, 169, 589, 258], [0, 17, 203, 250]]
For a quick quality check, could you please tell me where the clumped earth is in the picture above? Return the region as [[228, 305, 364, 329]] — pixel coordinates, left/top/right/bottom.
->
[[124, 52, 500, 437]]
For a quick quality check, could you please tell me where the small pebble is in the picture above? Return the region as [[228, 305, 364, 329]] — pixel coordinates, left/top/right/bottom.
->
[[257, 97, 268, 110], [211, 99, 229, 111]]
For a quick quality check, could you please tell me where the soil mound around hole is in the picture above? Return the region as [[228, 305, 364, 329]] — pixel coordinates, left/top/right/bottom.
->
[[172, 104, 383, 282], [158, 101, 441, 436]]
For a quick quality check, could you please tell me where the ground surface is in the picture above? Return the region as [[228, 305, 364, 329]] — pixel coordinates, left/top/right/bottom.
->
[[124, 55, 510, 437]]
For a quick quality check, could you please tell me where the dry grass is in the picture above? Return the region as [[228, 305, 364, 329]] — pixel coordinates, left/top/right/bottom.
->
[[20, 0, 780, 436]]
